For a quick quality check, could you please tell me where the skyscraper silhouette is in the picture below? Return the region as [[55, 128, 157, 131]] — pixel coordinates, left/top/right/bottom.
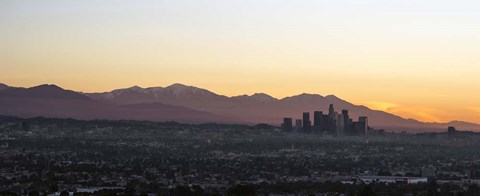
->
[[303, 112, 311, 132], [337, 113, 345, 136], [313, 111, 323, 133], [328, 104, 335, 121], [281, 104, 370, 137], [359, 116, 368, 135], [282, 118, 293, 132], [295, 119, 303, 132], [342, 110, 350, 135]]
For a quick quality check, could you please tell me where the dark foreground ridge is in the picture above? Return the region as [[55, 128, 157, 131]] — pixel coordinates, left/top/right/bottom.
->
[[2, 116, 480, 195]]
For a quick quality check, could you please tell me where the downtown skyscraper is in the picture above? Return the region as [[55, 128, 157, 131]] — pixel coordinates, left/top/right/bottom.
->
[[283, 104, 369, 136]]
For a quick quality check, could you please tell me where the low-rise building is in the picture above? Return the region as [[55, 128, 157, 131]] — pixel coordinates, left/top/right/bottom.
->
[[357, 176, 428, 184]]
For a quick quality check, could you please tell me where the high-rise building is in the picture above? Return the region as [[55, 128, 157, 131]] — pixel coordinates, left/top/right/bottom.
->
[[329, 111, 338, 136], [337, 114, 345, 136], [342, 110, 350, 135], [328, 104, 335, 121], [359, 116, 368, 135], [313, 111, 323, 133], [348, 118, 353, 135], [353, 122, 362, 136], [448, 126, 456, 136], [325, 104, 335, 134], [282, 118, 293, 132], [281, 104, 370, 137], [295, 119, 303, 132], [303, 112, 311, 132], [329, 119, 337, 136], [322, 114, 329, 132]]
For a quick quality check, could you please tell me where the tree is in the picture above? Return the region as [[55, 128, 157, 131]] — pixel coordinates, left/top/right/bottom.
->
[[227, 185, 256, 196], [359, 185, 376, 196], [60, 191, 70, 196], [28, 190, 40, 196], [191, 185, 204, 196], [467, 184, 480, 196], [170, 185, 191, 196]]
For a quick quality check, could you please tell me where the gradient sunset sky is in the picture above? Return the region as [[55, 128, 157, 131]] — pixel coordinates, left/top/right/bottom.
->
[[1, 0, 479, 123]]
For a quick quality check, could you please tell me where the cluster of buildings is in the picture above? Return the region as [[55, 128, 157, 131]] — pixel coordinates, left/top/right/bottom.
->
[[282, 104, 369, 136], [352, 176, 428, 185]]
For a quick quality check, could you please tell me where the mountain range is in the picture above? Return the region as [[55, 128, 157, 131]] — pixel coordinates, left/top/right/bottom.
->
[[0, 82, 478, 132], [0, 84, 230, 123]]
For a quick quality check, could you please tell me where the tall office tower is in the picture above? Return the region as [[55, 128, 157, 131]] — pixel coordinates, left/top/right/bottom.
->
[[313, 111, 323, 133], [331, 111, 338, 135], [349, 118, 354, 135], [359, 116, 368, 135], [329, 119, 337, 136], [448, 126, 456, 137], [303, 112, 311, 132], [352, 122, 362, 136], [328, 104, 335, 120], [282, 118, 293, 132], [337, 114, 345, 136], [295, 119, 303, 132], [322, 114, 329, 132], [326, 104, 335, 134], [342, 110, 350, 135]]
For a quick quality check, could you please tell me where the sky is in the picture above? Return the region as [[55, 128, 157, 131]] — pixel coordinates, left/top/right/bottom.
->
[[1, 0, 479, 123]]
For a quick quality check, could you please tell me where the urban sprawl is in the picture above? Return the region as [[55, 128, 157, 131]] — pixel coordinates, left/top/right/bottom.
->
[[0, 106, 479, 195]]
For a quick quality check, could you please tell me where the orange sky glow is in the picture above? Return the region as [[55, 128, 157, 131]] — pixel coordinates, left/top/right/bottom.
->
[[1, 0, 479, 123]]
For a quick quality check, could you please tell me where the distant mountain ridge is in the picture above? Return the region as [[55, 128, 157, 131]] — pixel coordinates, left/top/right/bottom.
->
[[0, 82, 479, 132], [0, 84, 90, 100], [87, 83, 228, 105], [232, 93, 278, 103], [0, 83, 10, 91], [0, 84, 234, 123], [85, 83, 480, 132]]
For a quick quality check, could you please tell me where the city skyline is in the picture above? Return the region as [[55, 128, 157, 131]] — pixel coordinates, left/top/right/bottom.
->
[[282, 104, 369, 136], [1, 82, 479, 130], [3, 1, 480, 195], [2, 0, 480, 123]]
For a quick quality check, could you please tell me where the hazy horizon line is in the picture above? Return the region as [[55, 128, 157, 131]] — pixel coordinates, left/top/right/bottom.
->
[[1, 81, 478, 125]]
